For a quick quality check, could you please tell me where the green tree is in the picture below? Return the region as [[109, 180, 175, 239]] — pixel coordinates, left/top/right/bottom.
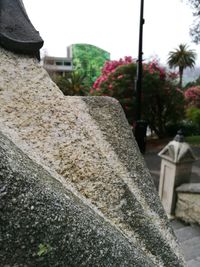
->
[[167, 44, 196, 88], [142, 66, 184, 137], [186, 107, 200, 125]]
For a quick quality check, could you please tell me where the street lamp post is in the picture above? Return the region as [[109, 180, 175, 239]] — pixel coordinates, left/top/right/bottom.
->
[[134, 0, 147, 154]]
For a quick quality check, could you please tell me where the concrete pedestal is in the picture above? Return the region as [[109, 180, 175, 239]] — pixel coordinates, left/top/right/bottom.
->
[[158, 137, 196, 216]]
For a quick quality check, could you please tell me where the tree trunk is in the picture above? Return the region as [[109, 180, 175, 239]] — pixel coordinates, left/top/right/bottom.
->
[[179, 67, 183, 89]]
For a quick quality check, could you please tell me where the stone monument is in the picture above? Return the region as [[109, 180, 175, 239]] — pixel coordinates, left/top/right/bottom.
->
[[0, 1, 186, 266]]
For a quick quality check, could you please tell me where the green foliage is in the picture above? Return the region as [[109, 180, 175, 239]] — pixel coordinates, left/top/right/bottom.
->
[[186, 135, 200, 145], [53, 71, 88, 96], [37, 243, 52, 257], [186, 107, 200, 126], [72, 44, 110, 88], [166, 120, 200, 137], [142, 73, 185, 137]]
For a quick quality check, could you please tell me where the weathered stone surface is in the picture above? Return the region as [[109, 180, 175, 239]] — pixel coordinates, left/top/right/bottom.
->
[[177, 183, 200, 194], [0, 47, 185, 266], [176, 188, 200, 225], [0, 132, 155, 267]]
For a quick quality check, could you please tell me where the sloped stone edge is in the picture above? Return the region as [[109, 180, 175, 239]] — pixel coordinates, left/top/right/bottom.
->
[[0, 131, 154, 267]]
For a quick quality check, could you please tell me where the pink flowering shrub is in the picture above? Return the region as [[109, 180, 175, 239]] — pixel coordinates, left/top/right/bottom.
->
[[91, 57, 137, 126], [142, 61, 184, 137], [92, 56, 133, 92], [184, 86, 200, 108], [143, 60, 166, 79], [90, 57, 184, 137]]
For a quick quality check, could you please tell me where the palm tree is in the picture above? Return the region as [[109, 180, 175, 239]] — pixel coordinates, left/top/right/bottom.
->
[[53, 71, 87, 96], [167, 44, 196, 88], [64, 71, 86, 94]]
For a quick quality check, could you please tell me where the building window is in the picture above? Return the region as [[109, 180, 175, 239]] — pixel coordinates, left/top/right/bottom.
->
[[55, 61, 63, 66], [64, 61, 71, 66]]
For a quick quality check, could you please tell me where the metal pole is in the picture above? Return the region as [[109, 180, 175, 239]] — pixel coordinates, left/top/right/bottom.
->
[[134, 0, 147, 154], [136, 0, 144, 120]]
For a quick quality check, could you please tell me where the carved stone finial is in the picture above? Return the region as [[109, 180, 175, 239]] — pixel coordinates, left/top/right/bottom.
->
[[158, 131, 196, 164], [174, 129, 184, 143], [0, 0, 43, 59]]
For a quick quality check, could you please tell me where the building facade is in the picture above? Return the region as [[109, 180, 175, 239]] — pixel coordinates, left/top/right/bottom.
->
[[43, 56, 72, 76]]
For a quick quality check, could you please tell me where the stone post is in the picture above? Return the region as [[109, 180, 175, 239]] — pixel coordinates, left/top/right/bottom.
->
[[158, 131, 196, 217]]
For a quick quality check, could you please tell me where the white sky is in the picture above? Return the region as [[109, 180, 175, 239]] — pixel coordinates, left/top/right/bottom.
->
[[23, 0, 200, 65]]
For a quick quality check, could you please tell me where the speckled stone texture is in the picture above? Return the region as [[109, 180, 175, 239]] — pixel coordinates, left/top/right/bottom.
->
[[0, 132, 154, 267], [0, 47, 186, 266], [176, 184, 200, 225]]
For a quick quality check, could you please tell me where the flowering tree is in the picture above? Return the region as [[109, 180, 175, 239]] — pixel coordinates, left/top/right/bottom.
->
[[90, 57, 185, 137], [184, 86, 200, 108], [90, 57, 136, 125], [92, 56, 133, 91], [142, 61, 184, 137]]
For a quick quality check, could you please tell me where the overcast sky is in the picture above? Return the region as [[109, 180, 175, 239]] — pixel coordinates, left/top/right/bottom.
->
[[23, 0, 200, 65]]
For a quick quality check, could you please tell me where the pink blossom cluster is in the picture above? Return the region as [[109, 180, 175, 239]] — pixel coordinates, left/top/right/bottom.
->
[[92, 56, 134, 91], [143, 60, 166, 80], [102, 56, 133, 75], [91, 58, 177, 95], [184, 86, 200, 107]]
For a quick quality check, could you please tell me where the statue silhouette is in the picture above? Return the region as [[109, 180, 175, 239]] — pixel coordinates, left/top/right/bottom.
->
[[0, 0, 43, 59]]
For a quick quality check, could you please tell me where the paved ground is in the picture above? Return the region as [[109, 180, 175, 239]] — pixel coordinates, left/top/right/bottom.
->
[[171, 220, 200, 267], [144, 142, 200, 266]]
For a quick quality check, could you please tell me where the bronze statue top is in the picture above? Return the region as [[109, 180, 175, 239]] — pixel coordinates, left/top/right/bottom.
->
[[0, 0, 43, 59]]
